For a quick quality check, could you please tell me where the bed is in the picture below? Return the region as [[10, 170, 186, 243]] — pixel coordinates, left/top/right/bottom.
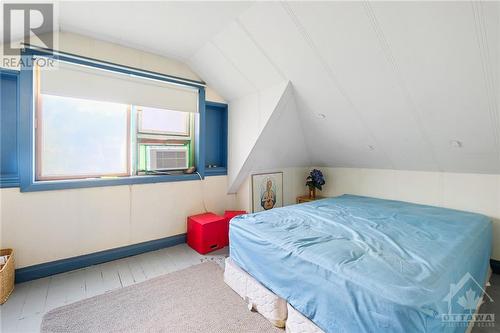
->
[[229, 195, 492, 333]]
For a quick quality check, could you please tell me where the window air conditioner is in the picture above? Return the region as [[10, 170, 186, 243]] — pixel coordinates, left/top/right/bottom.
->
[[146, 146, 189, 171]]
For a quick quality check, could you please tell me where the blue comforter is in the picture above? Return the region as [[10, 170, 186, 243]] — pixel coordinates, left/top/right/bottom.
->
[[229, 195, 492, 333]]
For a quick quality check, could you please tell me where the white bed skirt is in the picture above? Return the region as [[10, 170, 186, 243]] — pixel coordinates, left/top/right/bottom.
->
[[224, 257, 287, 328], [286, 303, 324, 333]]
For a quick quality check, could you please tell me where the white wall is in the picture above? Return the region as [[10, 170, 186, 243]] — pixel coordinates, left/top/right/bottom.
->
[[228, 83, 311, 193], [227, 81, 290, 191], [315, 167, 500, 260], [0, 32, 233, 268], [1, 177, 235, 268]]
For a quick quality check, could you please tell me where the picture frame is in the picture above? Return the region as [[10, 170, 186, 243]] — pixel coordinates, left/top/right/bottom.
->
[[251, 172, 283, 213]]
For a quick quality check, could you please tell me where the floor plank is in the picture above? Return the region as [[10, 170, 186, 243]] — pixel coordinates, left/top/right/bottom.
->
[[136, 252, 164, 279], [126, 256, 148, 284], [1, 282, 31, 333], [100, 262, 122, 292], [62, 269, 86, 304], [44, 275, 69, 312], [19, 277, 50, 317], [114, 258, 135, 288], [15, 314, 43, 333], [83, 265, 105, 298]]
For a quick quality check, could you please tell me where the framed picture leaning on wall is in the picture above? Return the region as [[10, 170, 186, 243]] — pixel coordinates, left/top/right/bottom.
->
[[252, 172, 283, 213]]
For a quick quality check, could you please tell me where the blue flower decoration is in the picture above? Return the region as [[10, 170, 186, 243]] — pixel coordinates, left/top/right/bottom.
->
[[306, 169, 325, 190]]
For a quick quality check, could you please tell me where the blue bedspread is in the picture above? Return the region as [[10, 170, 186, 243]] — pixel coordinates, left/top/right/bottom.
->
[[229, 195, 492, 333]]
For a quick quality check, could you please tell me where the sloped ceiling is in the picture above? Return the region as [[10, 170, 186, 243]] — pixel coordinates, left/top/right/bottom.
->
[[55, 1, 253, 60], [227, 82, 311, 193], [189, 1, 500, 175], [44, 2, 500, 187]]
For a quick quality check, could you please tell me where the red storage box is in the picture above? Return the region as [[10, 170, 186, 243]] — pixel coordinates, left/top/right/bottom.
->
[[224, 210, 247, 221], [187, 212, 227, 254], [224, 210, 247, 246]]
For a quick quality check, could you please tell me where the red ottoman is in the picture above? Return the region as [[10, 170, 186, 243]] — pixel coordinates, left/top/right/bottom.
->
[[187, 212, 227, 254], [224, 210, 247, 246]]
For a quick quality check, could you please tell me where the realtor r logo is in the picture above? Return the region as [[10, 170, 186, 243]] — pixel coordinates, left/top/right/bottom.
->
[[3, 3, 54, 55]]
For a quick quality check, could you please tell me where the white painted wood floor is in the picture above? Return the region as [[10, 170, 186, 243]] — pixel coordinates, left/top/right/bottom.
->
[[0, 244, 229, 333]]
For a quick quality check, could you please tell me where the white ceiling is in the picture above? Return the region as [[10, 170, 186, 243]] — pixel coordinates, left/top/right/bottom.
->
[[56, 1, 252, 60], [45, 2, 500, 176]]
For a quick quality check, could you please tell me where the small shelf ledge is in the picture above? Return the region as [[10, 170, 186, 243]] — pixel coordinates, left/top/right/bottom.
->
[[205, 167, 227, 176]]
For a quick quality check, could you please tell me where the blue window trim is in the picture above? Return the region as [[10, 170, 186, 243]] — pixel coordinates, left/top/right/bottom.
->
[[19, 49, 206, 192], [0, 68, 20, 188], [205, 101, 228, 177]]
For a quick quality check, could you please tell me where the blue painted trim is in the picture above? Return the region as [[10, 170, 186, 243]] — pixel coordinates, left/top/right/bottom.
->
[[15, 233, 187, 283], [205, 101, 228, 108], [491, 259, 500, 275], [205, 167, 227, 176], [0, 69, 20, 188], [21, 174, 201, 192], [18, 51, 208, 192], [205, 102, 228, 173], [221, 104, 228, 172], [19, 53, 36, 192], [0, 175, 20, 188], [0, 67, 20, 76], [196, 88, 206, 179], [23, 47, 205, 88]]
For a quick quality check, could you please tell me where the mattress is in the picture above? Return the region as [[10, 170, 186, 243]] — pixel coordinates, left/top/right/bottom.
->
[[229, 194, 492, 333], [223, 257, 287, 327], [286, 303, 324, 333]]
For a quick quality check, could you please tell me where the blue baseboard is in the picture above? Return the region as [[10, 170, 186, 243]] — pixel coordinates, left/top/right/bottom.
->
[[491, 259, 500, 275], [15, 233, 187, 283]]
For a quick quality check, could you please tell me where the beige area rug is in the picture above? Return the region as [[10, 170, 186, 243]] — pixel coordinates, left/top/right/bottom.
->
[[41, 262, 282, 333]]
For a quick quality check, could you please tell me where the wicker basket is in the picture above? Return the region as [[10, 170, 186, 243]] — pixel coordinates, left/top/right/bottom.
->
[[0, 249, 14, 304]]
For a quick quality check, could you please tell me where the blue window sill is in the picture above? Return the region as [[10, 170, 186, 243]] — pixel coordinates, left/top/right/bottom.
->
[[20, 173, 202, 192], [205, 167, 227, 176]]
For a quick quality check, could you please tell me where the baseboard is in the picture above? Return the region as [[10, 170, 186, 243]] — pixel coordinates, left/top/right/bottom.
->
[[15, 233, 187, 283], [491, 259, 500, 275]]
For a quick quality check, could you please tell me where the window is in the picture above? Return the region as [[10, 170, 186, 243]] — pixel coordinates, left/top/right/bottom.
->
[[37, 95, 129, 180], [135, 106, 194, 176], [138, 107, 189, 136], [32, 57, 200, 183]]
